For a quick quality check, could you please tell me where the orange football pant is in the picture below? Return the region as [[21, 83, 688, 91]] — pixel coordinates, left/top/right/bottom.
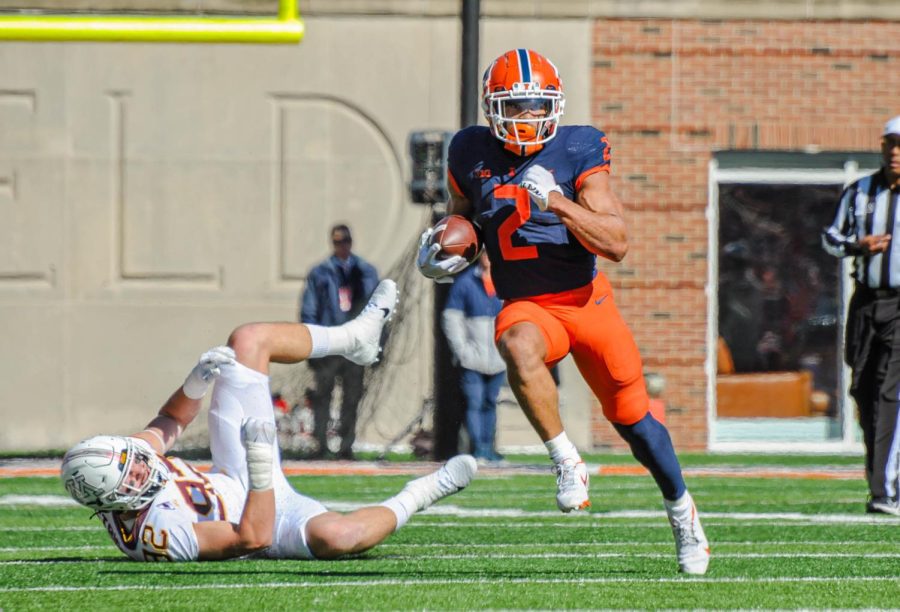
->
[[494, 272, 649, 425]]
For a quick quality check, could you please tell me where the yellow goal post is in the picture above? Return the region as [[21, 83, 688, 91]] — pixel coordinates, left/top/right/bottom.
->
[[0, 0, 303, 43]]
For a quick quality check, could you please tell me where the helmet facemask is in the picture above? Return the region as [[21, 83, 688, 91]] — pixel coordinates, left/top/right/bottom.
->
[[61, 436, 170, 512], [484, 83, 565, 152]]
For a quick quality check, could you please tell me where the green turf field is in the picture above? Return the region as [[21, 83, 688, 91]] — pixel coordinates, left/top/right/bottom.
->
[[1, 454, 898, 610]]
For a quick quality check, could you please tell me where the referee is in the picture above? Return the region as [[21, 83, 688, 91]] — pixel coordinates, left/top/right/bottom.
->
[[822, 115, 900, 516]]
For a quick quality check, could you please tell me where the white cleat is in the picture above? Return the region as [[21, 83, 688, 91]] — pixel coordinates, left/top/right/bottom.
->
[[342, 279, 398, 365], [665, 491, 710, 575], [554, 458, 591, 512], [402, 454, 478, 512]]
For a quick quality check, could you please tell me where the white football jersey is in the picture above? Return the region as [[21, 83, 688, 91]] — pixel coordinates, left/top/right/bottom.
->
[[99, 456, 245, 562], [98, 361, 331, 562]]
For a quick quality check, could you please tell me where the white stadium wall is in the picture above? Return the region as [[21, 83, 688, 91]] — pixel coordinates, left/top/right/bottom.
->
[[0, 15, 593, 451]]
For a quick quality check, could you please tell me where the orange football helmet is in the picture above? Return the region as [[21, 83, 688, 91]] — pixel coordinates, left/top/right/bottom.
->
[[481, 49, 565, 156]]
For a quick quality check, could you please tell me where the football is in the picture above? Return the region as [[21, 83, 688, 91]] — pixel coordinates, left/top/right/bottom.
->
[[430, 215, 481, 262]]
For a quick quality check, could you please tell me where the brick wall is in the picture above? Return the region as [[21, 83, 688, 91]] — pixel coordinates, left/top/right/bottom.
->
[[590, 18, 900, 450]]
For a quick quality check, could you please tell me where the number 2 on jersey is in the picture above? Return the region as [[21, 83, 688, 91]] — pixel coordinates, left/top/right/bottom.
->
[[493, 185, 538, 261]]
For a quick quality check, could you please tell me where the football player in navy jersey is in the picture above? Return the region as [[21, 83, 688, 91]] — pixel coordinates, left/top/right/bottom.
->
[[417, 49, 709, 574]]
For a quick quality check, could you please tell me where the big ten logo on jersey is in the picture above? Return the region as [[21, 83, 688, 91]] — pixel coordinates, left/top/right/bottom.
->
[[160, 457, 227, 520]]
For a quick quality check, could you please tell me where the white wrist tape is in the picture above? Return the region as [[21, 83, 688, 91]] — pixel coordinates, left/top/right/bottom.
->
[[245, 442, 274, 491], [182, 373, 209, 400]]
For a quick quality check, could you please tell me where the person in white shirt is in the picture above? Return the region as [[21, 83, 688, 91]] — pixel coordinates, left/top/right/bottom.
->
[[441, 253, 507, 464]]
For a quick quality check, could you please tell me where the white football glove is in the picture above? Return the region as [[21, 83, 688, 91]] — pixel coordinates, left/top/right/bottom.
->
[[520, 164, 563, 211], [416, 227, 470, 284], [182, 346, 236, 400], [240, 417, 276, 491]]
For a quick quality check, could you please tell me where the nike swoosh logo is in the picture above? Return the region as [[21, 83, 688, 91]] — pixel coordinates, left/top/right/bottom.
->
[[594, 295, 607, 305]]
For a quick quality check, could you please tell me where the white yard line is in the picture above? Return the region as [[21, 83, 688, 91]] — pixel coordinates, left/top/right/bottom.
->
[[0, 538, 879, 547], [0, 495, 77, 507], [3, 495, 899, 526], [1, 575, 898, 593], [0, 526, 96, 532], [329, 503, 900, 524], [375, 552, 900, 560], [378, 540, 897, 549], [0, 545, 111, 553], [406, 519, 900, 528], [2, 551, 872, 567], [0, 558, 120, 565], [5, 495, 898, 523]]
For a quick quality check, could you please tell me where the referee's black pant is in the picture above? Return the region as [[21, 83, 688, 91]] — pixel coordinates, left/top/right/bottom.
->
[[845, 285, 900, 501]]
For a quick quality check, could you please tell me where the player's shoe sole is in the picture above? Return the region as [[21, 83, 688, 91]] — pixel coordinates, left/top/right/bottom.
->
[[402, 454, 478, 512], [342, 279, 398, 366], [554, 459, 591, 513], [665, 492, 710, 575]]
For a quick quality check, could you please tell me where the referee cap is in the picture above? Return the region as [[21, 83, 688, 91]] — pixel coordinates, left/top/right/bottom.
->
[[883, 115, 900, 136]]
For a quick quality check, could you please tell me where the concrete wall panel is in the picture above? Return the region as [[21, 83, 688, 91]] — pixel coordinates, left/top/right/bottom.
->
[[0, 306, 65, 449], [0, 16, 464, 450], [0, 15, 602, 451]]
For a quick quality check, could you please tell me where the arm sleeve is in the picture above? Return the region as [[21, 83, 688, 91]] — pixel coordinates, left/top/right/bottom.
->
[[822, 184, 863, 257]]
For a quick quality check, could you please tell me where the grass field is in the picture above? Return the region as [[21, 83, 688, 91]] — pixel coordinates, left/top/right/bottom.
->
[[1, 453, 899, 610]]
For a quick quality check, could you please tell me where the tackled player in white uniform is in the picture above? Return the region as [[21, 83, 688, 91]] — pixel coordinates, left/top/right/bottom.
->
[[61, 280, 478, 562]]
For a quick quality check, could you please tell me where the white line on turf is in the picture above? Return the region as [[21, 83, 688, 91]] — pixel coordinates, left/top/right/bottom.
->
[[224, 500, 900, 525], [374, 552, 900, 560], [0, 576, 897, 593], [376, 541, 898, 549], [4, 551, 900, 566], [0, 545, 111, 553], [6, 551, 899, 565], [410, 505, 900, 523], [0, 559, 120, 565], [3, 495, 899, 525], [9, 495, 898, 524], [0, 496, 77, 507], [0, 527, 96, 532], [404, 519, 900, 527], [1, 540, 888, 556]]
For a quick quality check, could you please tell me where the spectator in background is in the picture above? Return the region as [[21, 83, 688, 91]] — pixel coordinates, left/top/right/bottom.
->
[[300, 224, 379, 460], [442, 252, 506, 465]]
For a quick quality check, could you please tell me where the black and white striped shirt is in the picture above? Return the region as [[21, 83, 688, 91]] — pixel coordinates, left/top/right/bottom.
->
[[822, 169, 900, 288]]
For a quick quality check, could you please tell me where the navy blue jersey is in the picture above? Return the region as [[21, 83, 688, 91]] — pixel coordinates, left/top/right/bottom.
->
[[448, 125, 610, 299]]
